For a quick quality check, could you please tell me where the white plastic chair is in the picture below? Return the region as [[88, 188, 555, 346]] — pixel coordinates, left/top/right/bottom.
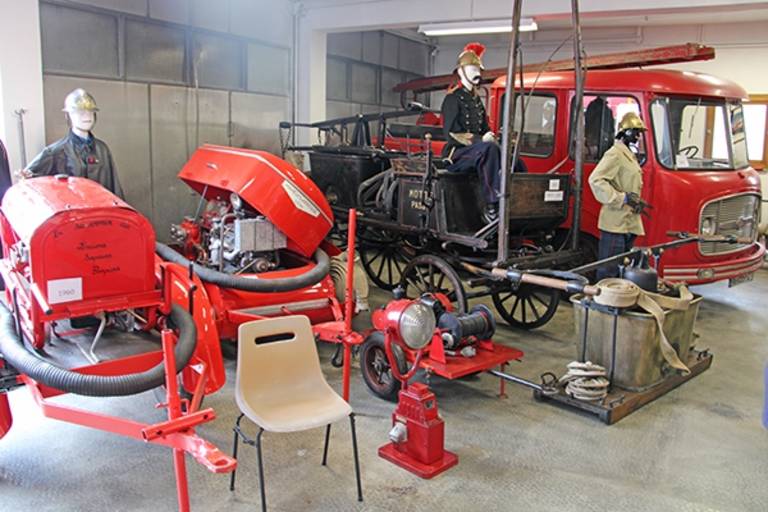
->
[[229, 316, 363, 511]]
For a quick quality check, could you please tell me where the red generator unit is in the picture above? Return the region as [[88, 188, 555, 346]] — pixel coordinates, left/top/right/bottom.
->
[[0, 176, 233, 512], [156, 144, 364, 348]]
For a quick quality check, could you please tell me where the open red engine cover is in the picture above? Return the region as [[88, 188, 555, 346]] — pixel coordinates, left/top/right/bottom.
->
[[1, 176, 156, 309], [178, 145, 334, 258]]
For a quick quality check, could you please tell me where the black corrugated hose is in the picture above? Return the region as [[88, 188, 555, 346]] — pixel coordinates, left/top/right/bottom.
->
[[0, 304, 197, 397], [155, 242, 330, 293]]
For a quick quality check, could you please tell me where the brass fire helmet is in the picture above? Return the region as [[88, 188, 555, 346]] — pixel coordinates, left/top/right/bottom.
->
[[62, 88, 99, 113], [618, 111, 647, 132]]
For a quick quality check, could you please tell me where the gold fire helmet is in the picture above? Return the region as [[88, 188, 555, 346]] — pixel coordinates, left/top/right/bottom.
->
[[63, 88, 99, 113], [456, 42, 486, 70], [618, 112, 647, 132]]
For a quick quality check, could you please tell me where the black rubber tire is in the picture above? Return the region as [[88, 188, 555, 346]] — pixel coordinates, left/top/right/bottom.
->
[[220, 340, 238, 361], [359, 227, 409, 291], [359, 331, 406, 401], [492, 284, 560, 330], [400, 254, 467, 313]]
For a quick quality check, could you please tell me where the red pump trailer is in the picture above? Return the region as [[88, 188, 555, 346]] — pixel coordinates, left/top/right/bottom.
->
[[0, 176, 233, 511]]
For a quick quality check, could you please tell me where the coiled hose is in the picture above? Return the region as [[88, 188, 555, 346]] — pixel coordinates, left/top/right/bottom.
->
[[155, 242, 330, 293], [0, 304, 197, 397]]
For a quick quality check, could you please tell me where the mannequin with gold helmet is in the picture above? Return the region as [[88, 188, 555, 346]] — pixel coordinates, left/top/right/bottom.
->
[[440, 42, 527, 224], [24, 88, 123, 198], [588, 111, 650, 279]]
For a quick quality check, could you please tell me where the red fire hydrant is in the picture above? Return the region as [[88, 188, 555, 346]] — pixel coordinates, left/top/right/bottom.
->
[[378, 382, 458, 478]]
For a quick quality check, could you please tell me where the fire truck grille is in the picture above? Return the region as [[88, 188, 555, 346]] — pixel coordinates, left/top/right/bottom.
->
[[699, 193, 760, 255]]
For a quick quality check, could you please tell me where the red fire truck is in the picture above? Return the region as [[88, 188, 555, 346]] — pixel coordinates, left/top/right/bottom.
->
[[386, 47, 764, 285]]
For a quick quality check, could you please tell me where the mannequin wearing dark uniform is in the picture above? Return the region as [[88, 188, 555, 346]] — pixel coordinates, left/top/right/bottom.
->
[[440, 42, 526, 223], [25, 88, 123, 198]]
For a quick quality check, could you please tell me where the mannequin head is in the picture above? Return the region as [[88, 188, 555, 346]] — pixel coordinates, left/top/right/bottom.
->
[[455, 42, 486, 92], [615, 112, 647, 148], [63, 88, 99, 138], [458, 64, 483, 91]]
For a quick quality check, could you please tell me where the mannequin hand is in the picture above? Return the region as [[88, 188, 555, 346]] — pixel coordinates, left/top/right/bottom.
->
[[15, 168, 33, 180], [624, 192, 652, 216], [450, 132, 475, 146], [482, 131, 496, 143]]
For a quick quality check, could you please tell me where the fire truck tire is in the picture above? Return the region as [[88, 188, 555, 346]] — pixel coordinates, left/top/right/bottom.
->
[[0, 304, 197, 397], [155, 242, 330, 293], [360, 331, 406, 401]]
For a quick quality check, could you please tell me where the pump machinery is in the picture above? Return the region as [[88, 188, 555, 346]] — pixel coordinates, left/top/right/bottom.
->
[[155, 145, 366, 350], [0, 176, 234, 512]]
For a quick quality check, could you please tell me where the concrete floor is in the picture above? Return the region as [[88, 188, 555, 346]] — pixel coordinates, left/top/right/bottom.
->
[[1, 271, 767, 511]]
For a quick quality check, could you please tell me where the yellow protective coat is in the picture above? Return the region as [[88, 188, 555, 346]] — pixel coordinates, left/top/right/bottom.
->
[[588, 141, 645, 236]]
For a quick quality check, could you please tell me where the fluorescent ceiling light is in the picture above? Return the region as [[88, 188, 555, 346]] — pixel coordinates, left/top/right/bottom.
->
[[418, 18, 537, 37]]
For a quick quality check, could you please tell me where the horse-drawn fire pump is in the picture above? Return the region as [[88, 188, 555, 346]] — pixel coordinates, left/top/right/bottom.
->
[[282, 102, 586, 398], [0, 176, 234, 512]]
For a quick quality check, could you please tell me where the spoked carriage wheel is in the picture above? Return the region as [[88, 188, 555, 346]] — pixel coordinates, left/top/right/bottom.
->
[[492, 283, 560, 330], [359, 227, 410, 290], [399, 254, 468, 313]]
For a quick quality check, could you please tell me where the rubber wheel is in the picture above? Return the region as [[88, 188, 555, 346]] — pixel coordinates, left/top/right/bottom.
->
[[492, 283, 560, 330], [399, 254, 467, 313], [220, 340, 237, 361], [359, 227, 410, 290], [360, 331, 406, 401]]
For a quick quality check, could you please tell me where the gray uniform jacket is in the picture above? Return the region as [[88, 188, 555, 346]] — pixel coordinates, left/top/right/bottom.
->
[[25, 131, 124, 198]]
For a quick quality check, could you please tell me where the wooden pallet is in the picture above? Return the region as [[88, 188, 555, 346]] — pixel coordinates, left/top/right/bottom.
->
[[532, 350, 713, 425]]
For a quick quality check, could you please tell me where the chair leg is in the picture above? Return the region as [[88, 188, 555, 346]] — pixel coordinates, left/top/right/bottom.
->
[[229, 413, 245, 492], [349, 413, 363, 502], [256, 428, 267, 512], [322, 424, 332, 466]]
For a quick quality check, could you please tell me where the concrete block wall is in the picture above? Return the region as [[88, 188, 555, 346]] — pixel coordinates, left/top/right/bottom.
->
[[325, 31, 432, 128], [37, 0, 294, 240]]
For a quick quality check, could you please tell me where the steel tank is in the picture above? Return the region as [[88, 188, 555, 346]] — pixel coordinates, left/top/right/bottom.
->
[[570, 293, 702, 391]]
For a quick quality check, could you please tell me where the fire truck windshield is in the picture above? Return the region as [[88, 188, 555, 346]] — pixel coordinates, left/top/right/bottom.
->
[[651, 97, 750, 171]]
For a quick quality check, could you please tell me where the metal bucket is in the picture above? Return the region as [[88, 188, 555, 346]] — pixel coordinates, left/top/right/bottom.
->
[[570, 293, 702, 392]]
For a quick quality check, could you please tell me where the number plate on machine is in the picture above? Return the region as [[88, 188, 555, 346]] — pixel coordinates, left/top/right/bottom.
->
[[728, 272, 754, 287]]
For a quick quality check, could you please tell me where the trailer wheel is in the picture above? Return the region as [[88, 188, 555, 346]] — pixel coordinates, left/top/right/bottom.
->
[[400, 254, 467, 313], [359, 227, 410, 290], [492, 284, 560, 330], [360, 331, 406, 401]]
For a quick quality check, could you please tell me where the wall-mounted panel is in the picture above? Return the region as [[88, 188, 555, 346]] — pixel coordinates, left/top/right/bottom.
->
[[398, 39, 429, 75], [41, 4, 119, 77], [326, 101, 360, 120], [247, 43, 290, 96], [193, 33, 244, 90], [231, 92, 290, 155], [43, 75, 152, 220], [190, 0, 230, 33], [150, 85, 230, 240], [68, 0, 147, 16], [381, 68, 405, 107], [381, 33, 399, 69], [149, 0, 190, 25], [327, 58, 348, 101], [328, 32, 363, 60], [230, 0, 292, 47], [362, 32, 382, 65], [349, 62, 378, 104], [126, 20, 186, 83]]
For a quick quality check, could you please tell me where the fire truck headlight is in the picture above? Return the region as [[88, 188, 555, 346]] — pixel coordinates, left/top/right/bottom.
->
[[701, 216, 715, 236], [398, 302, 436, 350]]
